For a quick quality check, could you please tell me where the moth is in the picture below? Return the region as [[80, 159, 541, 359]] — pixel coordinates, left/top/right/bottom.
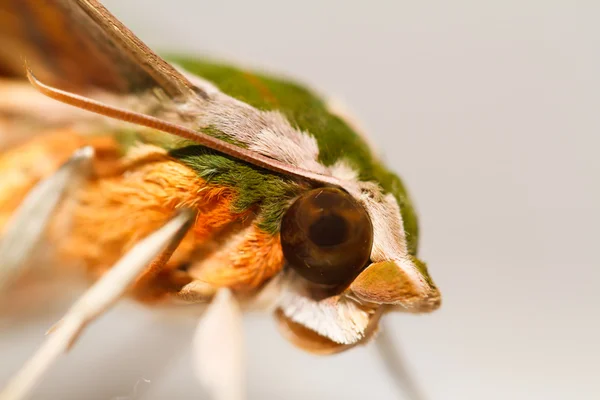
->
[[0, 0, 441, 399]]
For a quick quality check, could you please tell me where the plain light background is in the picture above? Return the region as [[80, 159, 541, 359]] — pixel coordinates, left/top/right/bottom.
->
[[1, 1, 599, 399]]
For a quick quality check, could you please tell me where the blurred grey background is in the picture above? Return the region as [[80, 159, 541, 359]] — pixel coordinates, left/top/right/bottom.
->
[[1, 1, 599, 399]]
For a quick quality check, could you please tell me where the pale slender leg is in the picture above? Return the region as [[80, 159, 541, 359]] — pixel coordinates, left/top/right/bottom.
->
[[194, 288, 244, 400], [0, 146, 94, 293], [375, 322, 428, 400], [0, 209, 195, 400]]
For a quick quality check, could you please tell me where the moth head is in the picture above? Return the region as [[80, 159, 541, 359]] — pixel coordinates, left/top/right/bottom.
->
[[275, 175, 440, 353]]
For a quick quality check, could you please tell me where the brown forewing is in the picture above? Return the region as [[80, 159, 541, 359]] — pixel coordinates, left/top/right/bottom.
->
[[0, 0, 198, 99]]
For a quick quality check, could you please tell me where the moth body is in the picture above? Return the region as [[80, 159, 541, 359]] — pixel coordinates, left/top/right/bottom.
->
[[1, 51, 440, 347], [0, 3, 441, 398]]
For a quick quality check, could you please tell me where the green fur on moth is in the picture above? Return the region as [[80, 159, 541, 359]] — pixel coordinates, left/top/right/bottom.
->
[[167, 57, 420, 254], [171, 145, 303, 234]]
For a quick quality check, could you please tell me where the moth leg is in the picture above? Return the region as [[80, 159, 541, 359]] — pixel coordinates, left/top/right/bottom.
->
[[130, 217, 194, 301], [193, 288, 244, 400], [0, 210, 195, 400], [173, 280, 218, 303], [0, 146, 94, 293], [374, 322, 428, 400]]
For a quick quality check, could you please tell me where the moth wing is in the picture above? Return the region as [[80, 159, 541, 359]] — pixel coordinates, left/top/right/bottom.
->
[[0, 0, 199, 100]]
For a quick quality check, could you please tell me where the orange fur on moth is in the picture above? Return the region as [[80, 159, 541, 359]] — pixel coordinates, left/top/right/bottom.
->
[[0, 130, 284, 302]]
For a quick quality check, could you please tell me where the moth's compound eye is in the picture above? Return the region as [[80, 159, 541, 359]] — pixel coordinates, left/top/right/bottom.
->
[[280, 187, 373, 286]]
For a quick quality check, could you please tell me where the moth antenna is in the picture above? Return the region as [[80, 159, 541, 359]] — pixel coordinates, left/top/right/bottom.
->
[[375, 323, 428, 400], [0, 210, 195, 400], [193, 288, 244, 400], [0, 146, 94, 294], [24, 64, 341, 187]]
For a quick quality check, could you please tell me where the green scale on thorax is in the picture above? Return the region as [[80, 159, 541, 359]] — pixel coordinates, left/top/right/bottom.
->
[[138, 57, 419, 254]]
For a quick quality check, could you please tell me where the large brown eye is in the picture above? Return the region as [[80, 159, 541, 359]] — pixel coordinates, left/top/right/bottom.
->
[[280, 187, 373, 286]]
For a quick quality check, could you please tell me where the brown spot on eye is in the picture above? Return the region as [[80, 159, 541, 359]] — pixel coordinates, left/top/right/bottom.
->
[[280, 187, 373, 286]]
